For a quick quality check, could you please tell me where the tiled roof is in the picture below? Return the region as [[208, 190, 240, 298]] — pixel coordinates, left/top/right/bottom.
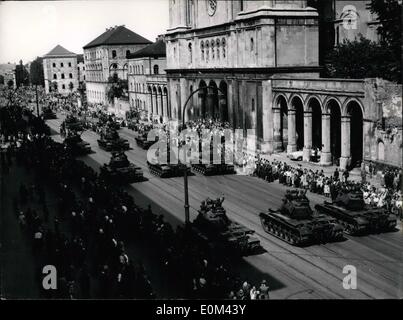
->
[[127, 40, 166, 59], [44, 45, 76, 57], [83, 25, 152, 49]]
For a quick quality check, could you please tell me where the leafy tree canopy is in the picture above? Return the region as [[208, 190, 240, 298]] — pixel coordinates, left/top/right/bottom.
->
[[324, 36, 401, 83]]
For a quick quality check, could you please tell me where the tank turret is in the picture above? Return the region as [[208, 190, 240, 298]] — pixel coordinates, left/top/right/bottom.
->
[[315, 188, 397, 235], [259, 190, 344, 246]]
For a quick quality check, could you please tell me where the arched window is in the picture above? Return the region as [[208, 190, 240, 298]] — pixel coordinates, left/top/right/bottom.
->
[[216, 39, 220, 60], [141, 66, 144, 74], [201, 41, 205, 61], [250, 38, 254, 52], [222, 38, 226, 58], [69, 73, 73, 79], [251, 98, 255, 112], [378, 140, 385, 161], [112, 50, 117, 58], [211, 41, 215, 60], [61, 73, 65, 79], [205, 41, 210, 62], [188, 42, 193, 64], [153, 65, 159, 75], [53, 74, 57, 79]]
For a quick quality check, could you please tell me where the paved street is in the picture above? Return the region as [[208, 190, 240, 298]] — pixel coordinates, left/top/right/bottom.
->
[[45, 115, 403, 299]]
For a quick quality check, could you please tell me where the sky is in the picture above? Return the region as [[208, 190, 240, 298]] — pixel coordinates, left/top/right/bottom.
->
[[0, 0, 169, 64]]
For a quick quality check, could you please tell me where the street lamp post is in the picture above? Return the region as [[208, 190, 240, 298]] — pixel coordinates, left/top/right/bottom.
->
[[180, 85, 227, 226]]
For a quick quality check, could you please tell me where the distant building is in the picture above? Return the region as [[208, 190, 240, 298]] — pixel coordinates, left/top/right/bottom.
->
[[42, 45, 79, 94], [83, 25, 152, 106], [3, 70, 16, 89], [77, 54, 86, 84], [127, 36, 168, 122]]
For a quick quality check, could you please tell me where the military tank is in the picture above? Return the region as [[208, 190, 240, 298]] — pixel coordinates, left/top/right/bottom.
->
[[63, 131, 91, 156], [191, 139, 235, 176], [100, 151, 144, 184], [60, 114, 84, 136], [135, 125, 158, 149], [42, 106, 57, 120], [259, 190, 344, 246], [191, 197, 261, 255], [314, 188, 397, 235], [97, 127, 130, 151], [146, 145, 191, 178]]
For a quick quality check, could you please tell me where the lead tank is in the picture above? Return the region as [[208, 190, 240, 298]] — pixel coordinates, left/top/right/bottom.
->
[[60, 114, 84, 136], [192, 197, 261, 255], [100, 151, 144, 183], [259, 190, 344, 246], [314, 188, 397, 235]]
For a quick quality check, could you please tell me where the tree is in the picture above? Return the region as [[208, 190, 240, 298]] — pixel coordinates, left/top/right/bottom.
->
[[0, 74, 4, 85], [324, 36, 400, 82], [369, 0, 402, 57], [107, 73, 128, 103], [30, 57, 45, 86]]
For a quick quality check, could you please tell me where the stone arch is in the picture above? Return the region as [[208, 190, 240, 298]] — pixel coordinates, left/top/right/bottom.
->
[[306, 96, 322, 150], [304, 95, 322, 112], [273, 94, 288, 152], [325, 98, 342, 164], [290, 95, 304, 150], [342, 97, 365, 117], [377, 139, 385, 162], [346, 100, 364, 167]]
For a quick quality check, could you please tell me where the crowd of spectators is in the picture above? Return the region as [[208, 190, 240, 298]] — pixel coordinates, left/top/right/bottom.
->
[[1, 103, 271, 299], [254, 157, 402, 219]]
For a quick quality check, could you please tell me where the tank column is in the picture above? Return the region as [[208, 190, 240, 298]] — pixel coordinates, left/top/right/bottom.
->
[[340, 115, 351, 170], [320, 112, 332, 166], [303, 110, 312, 161], [287, 108, 297, 154]]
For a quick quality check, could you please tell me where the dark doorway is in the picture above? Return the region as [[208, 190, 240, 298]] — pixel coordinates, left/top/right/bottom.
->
[[292, 97, 304, 150], [310, 99, 322, 149], [278, 96, 288, 151], [348, 102, 363, 167], [329, 100, 341, 165]]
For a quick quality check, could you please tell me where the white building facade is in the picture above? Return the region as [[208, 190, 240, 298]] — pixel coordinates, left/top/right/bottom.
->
[[42, 45, 79, 94]]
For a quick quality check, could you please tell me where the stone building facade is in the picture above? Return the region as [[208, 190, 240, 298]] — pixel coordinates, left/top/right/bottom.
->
[[127, 37, 169, 122], [165, 0, 402, 170], [42, 45, 79, 94], [83, 25, 152, 105]]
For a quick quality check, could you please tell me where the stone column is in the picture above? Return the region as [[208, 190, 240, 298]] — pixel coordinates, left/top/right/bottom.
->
[[339, 116, 351, 170], [218, 93, 226, 121], [320, 113, 332, 165], [272, 107, 282, 152], [162, 94, 169, 123], [287, 108, 297, 154], [303, 111, 312, 161]]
